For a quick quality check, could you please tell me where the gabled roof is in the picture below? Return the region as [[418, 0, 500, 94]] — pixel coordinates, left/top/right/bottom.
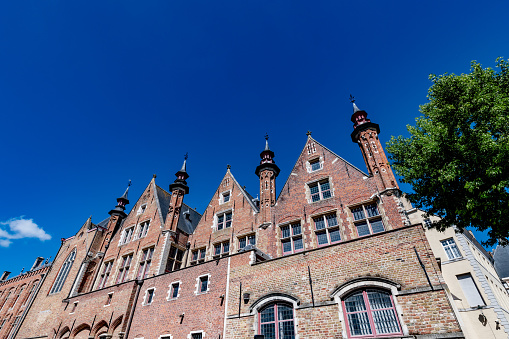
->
[[277, 136, 369, 201], [229, 170, 259, 213]]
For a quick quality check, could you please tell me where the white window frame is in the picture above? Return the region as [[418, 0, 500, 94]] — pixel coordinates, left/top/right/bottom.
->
[[137, 220, 151, 239], [213, 241, 230, 258], [457, 273, 485, 308], [195, 274, 211, 295], [70, 301, 78, 314], [312, 212, 341, 246], [308, 178, 332, 202], [190, 247, 206, 265], [441, 238, 462, 260], [280, 221, 304, 255], [350, 202, 385, 237], [104, 292, 113, 307], [98, 261, 114, 289], [143, 287, 156, 306], [137, 203, 147, 216], [120, 226, 135, 245], [50, 249, 76, 295], [330, 279, 409, 338], [159, 335, 173, 339], [188, 330, 205, 339], [116, 254, 133, 284], [220, 190, 231, 204], [216, 211, 232, 231], [167, 281, 182, 300], [307, 156, 323, 172], [238, 233, 256, 251]]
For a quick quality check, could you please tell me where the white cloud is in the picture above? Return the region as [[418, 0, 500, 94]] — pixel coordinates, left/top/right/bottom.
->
[[0, 217, 51, 247]]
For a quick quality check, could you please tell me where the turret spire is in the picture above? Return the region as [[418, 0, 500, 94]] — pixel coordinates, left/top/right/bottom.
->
[[109, 180, 131, 218], [255, 135, 280, 226], [170, 154, 190, 194]]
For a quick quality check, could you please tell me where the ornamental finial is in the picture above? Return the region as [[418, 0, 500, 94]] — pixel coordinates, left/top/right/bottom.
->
[[349, 94, 355, 103]]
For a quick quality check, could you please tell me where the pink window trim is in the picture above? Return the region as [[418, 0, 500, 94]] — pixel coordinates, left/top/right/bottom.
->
[[258, 303, 295, 339], [341, 290, 402, 338]]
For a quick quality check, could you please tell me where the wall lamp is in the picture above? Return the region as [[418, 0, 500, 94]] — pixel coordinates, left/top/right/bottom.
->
[[243, 293, 250, 304]]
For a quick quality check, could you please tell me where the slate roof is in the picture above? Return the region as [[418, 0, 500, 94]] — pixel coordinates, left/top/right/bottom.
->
[[155, 185, 202, 235], [493, 245, 509, 279], [96, 217, 110, 229]]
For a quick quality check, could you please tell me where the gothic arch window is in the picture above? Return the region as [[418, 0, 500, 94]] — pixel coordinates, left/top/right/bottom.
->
[[259, 302, 295, 339], [342, 289, 401, 337], [331, 278, 407, 338], [50, 249, 76, 294]]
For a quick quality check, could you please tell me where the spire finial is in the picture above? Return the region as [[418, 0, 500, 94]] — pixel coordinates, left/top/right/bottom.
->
[[265, 133, 269, 141], [227, 164, 231, 169], [349, 94, 355, 103], [153, 174, 157, 178], [184, 152, 188, 161], [306, 131, 312, 136]]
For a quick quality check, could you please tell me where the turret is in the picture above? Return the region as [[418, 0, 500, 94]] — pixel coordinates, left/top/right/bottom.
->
[[350, 98, 398, 191], [108, 181, 131, 219], [165, 154, 189, 233], [255, 135, 280, 226]]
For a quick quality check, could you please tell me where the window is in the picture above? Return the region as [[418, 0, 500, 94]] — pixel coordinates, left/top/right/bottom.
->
[[137, 247, 154, 279], [166, 246, 184, 272], [8, 316, 21, 339], [144, 288, 155, 305], [213, 241, 230, 257], [423, 218, 432, 228], [217, 212, 232, 230], [309, 158, 321, 171], [281, 222, 304, 255], [239, 234, 256, 250], [0, 291, 11, 312], [259, 303, 295, 339], [70, 302, 78, 313], [169, 282, 180, 299], [138, 221, 150, 239], [351, 203, 385, 237], [120, 227, 134, 245], [198, 275, 209, 293], [343, 289, 402, 338], [117, 254, 133, 283], [137, 204, 147, 215], [222, 192, 230, 203], [457, 273, 485, 307], [441, 238, 462, 260], [98, 261, 113, 289], [10, 285, 24, 310], [191, 248, 206, 265], [309, 179, 332, 202], [50, 250, 76, 294], [191, 333, 203, 339], [314, 213, 341, 246], [105, 293, 113, 306], [23, 280, 39, 306]]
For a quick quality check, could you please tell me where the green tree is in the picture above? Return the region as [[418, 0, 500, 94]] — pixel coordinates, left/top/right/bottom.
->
[[387, 58, 509, 246]]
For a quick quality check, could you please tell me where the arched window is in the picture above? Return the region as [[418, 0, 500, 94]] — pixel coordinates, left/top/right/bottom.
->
[[50, 250, 76, 294], [259, 302, 295, 339], [342, 289, 401, 337]]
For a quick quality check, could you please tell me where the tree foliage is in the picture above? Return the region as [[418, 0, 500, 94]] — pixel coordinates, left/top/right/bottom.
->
[[387, 58, 509, 246]]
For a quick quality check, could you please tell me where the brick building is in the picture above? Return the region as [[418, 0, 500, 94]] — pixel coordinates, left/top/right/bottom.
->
[[8, 103, 465, 338]]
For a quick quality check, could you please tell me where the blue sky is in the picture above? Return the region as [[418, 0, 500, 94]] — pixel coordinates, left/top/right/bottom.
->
[[1, 0, 508, 275]]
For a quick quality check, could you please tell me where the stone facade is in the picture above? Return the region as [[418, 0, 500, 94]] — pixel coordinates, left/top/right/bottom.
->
[[5, 104, 466, 339]]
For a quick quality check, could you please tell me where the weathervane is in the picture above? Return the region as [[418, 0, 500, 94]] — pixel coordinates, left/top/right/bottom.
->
[[349, 94, 355, 103], [184, 152, 188, 160], [265, 133, 269, 141], [127, 179, 131, 187]]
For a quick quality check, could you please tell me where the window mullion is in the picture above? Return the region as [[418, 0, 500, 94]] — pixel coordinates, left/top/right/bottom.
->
[[364, 291, 377, 337]]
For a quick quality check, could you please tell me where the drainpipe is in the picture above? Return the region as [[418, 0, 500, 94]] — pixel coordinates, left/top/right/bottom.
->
[[123, 279, 144, 339]]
